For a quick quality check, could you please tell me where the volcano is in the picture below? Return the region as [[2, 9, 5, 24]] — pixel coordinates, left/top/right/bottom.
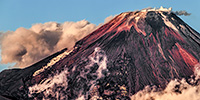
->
[[0, 7, 200, 100]]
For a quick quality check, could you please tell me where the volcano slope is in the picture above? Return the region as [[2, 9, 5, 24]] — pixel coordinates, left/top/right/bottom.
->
[[0, 8, 200, 100]]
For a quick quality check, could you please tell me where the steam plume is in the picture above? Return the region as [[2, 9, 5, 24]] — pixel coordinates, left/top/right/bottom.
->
[[174, 10, 191, 16]]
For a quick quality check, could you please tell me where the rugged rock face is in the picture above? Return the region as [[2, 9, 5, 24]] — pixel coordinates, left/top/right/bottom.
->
[[0, 8, 200, 100]]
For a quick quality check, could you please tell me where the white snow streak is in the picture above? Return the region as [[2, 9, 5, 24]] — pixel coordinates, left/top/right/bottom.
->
[[29, 69, 69, 99], [33, 49, 73, 76], [28, 47, 108, 100]]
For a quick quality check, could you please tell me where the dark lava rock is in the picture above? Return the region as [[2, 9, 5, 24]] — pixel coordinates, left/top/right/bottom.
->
[[0, 8, 200, 100]]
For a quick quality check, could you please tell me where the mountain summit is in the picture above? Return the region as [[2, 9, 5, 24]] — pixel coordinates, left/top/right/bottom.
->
[[0, 7, 200, 100]]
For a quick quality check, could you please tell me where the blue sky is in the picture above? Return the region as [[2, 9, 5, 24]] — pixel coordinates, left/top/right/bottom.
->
[[0, 0, 199, 71]]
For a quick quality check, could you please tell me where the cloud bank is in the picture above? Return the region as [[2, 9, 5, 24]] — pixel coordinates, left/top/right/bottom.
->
[[1, 20, 96, 68], [0, 16, 115, 68], [131, 79, 200, 100], [131, 63, 200, 100]]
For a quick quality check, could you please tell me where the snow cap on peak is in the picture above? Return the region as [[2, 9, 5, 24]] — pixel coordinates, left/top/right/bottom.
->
[[141, 6, 172, 12]]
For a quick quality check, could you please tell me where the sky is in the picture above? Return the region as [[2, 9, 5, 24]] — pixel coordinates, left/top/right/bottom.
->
[[0, 0, 199, 71]]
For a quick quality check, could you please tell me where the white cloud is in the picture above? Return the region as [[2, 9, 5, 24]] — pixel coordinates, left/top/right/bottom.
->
[[0, 20, 96, 68]]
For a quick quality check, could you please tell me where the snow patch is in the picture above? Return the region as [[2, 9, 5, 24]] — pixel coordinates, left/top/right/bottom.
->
[[158, 43, 167, 60], [179, 24, 186, 30], [141, 6, 172, 12], [29, 68, 69, 99], [89, 47, 108, 78], [28, 47, 108, 99], [160, 12, 179, 32], [81, 47, 109, 98], [33, 49, 73, 76], [194, 63, 200, 80], [76, 95, 85, 100]]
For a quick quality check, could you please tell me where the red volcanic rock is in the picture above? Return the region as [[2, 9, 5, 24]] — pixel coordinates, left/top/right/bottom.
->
[[0, 8, 200, 99]]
